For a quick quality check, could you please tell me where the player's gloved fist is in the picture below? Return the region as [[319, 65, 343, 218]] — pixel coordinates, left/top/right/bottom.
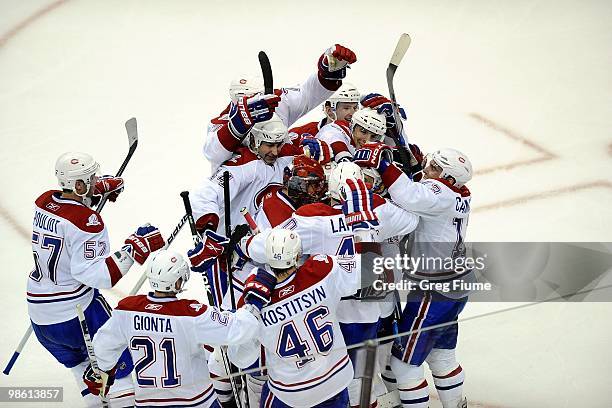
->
[[243, 268, 277, 310], [318, 44, 357, 81], [188, 231, 229, 273], [300, 137, 332, 164], [360, 93, 407, 129], [340, 178, 380, 232], [229, 224, 252, 269], [83, 363, 116, 398], [229, 94, 281, 138], [353, 143, 394, 174], [94, 175, 124, 202], [123, 224, 165, 265]]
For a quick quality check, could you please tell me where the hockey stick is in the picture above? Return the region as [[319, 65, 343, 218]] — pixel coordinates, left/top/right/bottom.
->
[[127, 213, 189, 296], [258, 51, 273, 95], [96, 117, 139, 212], [76, 304, 110, 407], [181, 190, 245, 408], [385, 34, 415, 174], [3, 117, 139, 376]]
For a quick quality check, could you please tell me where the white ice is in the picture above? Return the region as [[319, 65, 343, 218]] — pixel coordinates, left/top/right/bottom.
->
[[1, 1, 611, 407]]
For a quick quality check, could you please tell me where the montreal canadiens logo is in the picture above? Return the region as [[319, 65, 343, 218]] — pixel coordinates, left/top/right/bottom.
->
[[458, 157, 465, 163], [239, 79, 247, 84], [70, 158, 79, 164], [171, 256, 177, 263]]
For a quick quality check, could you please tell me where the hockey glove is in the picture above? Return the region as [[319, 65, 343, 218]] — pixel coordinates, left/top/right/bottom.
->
[[340, 178, 380, 232], [243, 268, 277, 310], [83, 363, 116, 398], [318, 44, 357, 88], [228, 94, 281, 138], [187, 231, 229, 273], [228, 224, 252, 270], [94, 175, 124, 202], [360, 93, 407, 130], [300, 137, 332, 164], [123, 224, 165, 265], [353, 143, 394, 174]]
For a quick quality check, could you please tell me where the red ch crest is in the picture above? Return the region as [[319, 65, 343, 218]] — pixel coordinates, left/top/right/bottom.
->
[[239, 79, 247, 84], [171, 257, 177, 263], [70, 159, 79, 164]]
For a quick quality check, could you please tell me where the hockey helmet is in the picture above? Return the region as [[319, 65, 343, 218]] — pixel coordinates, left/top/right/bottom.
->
[[55, 152, 100, 196], [147, 250, 190, 293], [265, 229, 302, 270], [426, 148, 473, 187]]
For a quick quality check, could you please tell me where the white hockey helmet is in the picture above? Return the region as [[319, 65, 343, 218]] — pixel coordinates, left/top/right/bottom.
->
[[229, 76, 264, 102], [326, 82, 360, 110], [249, 113, 289, 151], [266, 229, 302, 270], [147, 250, 190, 293], [351, 108, 387, 142], [427, 148, 473, 187], [55, 152, 100, 195], [327, 161, 364, 201]]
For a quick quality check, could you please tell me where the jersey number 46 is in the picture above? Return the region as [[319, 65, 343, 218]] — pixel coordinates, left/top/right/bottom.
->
[[277, 306, 333, 368]]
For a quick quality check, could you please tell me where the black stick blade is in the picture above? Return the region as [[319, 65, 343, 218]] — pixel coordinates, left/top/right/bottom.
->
[[258, 51, 273, 94]]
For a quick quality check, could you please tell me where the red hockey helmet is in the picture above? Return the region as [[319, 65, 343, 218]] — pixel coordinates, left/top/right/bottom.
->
[[287, 155, 327, 205]]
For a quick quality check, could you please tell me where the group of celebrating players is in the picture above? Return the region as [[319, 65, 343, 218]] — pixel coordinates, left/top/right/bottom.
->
[[26, 43, 473, 408]]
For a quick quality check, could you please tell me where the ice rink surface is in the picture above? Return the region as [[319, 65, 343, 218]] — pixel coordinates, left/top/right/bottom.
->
[[1, 0, 611, 406]]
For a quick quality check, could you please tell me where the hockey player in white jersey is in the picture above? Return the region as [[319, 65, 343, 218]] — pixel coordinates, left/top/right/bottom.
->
[[354, 143, 473, 408], [85, 249, 273, 407], [28, 152, 166, 407], [229, 229, 370, 407], [317, 107, 388, 163], [203, 44, 357, 171], [288, 82, 361, 140], [191, 113, 331, 237], [238, 162, 420, 407]]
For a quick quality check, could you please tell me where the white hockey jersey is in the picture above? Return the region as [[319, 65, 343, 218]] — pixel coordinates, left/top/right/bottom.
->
[[230, 255, 361, 407], [382, 165, 473, 297], [93, 293, 260, 407], [203, 73, 336, 171], [190, 147, 296, 236], [316, 120, 355, 162], [243, 196, 419, 323], [27, 191, 124, 325], [215, 187, 297, 311]]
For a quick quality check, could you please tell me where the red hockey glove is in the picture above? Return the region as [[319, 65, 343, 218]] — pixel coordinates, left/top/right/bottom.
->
[[353, 143, 394, 174], [340, 178, 379, 233], [123, 225, 165, 264], [94, 175, 124, 202], [318, 44, 357, 86], [83, 363, 116, 398]]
